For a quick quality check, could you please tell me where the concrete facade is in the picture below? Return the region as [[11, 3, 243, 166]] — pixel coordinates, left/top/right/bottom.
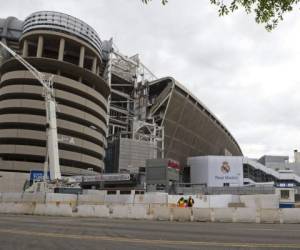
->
[[0, 171, 28, 192], [106, 138, 156, 173], [0, 11, 109, 175]]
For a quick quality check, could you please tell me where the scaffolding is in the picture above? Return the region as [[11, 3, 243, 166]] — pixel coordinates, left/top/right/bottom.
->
[[105, 43, 161, 139], [104, 42, 165, 173]]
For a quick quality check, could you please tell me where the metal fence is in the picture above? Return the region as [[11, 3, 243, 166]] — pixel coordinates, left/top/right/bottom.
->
[[175, 185, 276, 195], [175, 185, 300, 195]]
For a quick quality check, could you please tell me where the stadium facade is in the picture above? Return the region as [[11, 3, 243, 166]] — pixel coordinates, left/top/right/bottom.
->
[[0, 11, 242, 178], [148, 77, 242, 163], [0, 12, 109, 175]]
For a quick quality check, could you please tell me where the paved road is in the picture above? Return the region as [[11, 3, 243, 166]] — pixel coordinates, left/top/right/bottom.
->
[[0, 214, 300, 249]]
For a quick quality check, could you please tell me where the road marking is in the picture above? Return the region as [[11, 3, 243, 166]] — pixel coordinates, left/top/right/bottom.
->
[[0, 228, 300, 248], [239, 227, 300, 233], [0, 217, 112, 228]]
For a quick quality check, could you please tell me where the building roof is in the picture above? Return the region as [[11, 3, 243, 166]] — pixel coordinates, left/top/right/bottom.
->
[[149, 76, 242, 154], [23, 11, 103, 59]]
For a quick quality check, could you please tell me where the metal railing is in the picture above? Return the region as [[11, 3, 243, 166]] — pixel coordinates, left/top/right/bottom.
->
[[175, 185, 276, 195], [23, 11, 103, 58]]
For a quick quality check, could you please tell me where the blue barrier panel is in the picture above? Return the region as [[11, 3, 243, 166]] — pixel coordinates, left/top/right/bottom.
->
[[30, 170, 50, 182], [279, 203, 295, 208]]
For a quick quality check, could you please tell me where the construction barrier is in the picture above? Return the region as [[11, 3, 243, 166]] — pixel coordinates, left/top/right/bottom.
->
[[234, 208, 257, 223], [0, 192, 299, 223]]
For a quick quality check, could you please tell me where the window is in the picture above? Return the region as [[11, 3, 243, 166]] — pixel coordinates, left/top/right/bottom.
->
[[281, 190, 290, 199], [107, 190, 117, 195], [120, 190, 131, 195]]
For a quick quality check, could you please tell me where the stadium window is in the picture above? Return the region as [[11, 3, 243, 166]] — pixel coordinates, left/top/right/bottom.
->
[[281, 190, 290, 199]]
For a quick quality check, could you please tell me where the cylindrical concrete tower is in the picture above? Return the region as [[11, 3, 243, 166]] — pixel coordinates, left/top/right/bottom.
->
[[0, 11, 109, 175]]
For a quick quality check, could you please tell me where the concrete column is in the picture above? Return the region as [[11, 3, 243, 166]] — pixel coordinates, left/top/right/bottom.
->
[[92, 57, 97, 73], [22, 40, 28, 57], [79, 46, 85, 68], [36, 35, 44, 58], [58, 38, 65, 61]]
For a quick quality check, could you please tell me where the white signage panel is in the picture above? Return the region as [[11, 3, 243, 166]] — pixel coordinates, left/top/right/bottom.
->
[[207, 156, 243, 187]]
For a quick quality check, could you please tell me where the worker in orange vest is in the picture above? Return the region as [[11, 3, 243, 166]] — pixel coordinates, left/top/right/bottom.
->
[[177, 197, 185, 208]]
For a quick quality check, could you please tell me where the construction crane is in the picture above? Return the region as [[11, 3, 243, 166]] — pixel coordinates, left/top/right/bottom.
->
[[0, 41, 61, 180]]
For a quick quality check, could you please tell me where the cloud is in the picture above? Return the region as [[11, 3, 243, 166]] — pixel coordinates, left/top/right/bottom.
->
[[1, 0, 300, 160]]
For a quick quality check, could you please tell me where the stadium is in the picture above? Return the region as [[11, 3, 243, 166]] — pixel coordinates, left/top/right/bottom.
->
[[0, 11, 242, 183]]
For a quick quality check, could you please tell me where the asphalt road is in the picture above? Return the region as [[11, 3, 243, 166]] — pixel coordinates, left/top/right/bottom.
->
[[0, 214, 300, 250]]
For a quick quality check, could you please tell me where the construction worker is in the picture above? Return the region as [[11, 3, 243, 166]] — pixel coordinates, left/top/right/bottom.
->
[[187, 196, 195, 208], [177, 197, 185, 208]]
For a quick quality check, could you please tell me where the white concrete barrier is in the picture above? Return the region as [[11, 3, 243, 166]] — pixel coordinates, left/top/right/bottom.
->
[[0, 200, 300, 224], [78, 194, 105, 205], [0, 192, 297, 224], [0, 202, 34, 214], [75, 204, 109, 217], [2, 193, 23, 203], [240, 195, 279, 209], [128, 205, 150, 219], [46, 193, 77, 207], [104, 192, 119, 203], [260, 209, 280, 223], [192, 208, 211, 222], [76, 205, 97, 217], [209, 195, 239, 208], [93, 205, 110, 217], [172, 207, 191, 221], [117, 194, 134, 204], [0, 203, 12, 213], [214, 208, 234, 222], [34, 204, 73, 216], [260, 195, 279, 209], [109, 204, 151, 219], [134, 194, 146, 204], [234, 208, 257, 223], [22, 192, 46, 203], [144, 192, 168, 204], [110, 204, 130, 218], [152, 205, 170, 220], [194, 195, 210, 208], [133, 193, 168, 205], [281, 208, 300, 223]]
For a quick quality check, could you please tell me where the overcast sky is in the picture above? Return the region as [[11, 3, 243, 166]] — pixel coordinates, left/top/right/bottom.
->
[[1, 0, 300, 160]]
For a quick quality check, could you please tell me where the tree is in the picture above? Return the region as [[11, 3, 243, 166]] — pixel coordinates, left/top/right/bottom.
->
[[142, 0, 168, 5], [142, 0, 300, 31], [211, 0, 300, 31]]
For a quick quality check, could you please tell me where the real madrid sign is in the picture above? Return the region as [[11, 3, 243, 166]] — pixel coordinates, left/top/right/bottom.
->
[[188, 156, 244, 187], [214, 161, 239, 181], [221, 161, 230, 174], [206, 157, 243, 186]]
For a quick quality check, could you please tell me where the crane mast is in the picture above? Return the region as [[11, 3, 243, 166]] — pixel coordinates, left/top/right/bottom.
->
[[0, 41, 61, 180]]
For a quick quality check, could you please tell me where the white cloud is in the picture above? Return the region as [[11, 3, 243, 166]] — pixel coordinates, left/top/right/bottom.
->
[[1, 0, 299, 160]]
